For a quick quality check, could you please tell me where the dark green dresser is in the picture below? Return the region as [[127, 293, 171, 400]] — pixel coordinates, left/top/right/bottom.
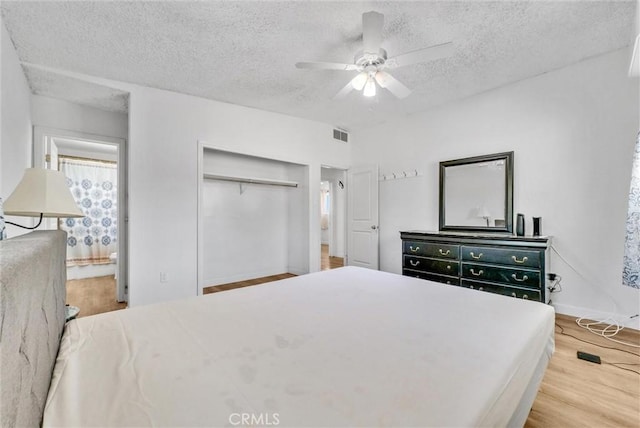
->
[[400, 231, 551, 303]]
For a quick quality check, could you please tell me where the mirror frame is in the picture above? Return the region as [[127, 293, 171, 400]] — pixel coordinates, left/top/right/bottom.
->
[[439, 151, 514, 234]]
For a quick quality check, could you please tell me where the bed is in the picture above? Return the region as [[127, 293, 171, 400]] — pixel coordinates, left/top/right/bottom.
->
[[2, 231, 555, 427]]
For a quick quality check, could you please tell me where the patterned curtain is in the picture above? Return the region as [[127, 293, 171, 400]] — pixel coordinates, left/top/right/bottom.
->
[[623, 133, 640, 289], [59, 157, 117, 266]]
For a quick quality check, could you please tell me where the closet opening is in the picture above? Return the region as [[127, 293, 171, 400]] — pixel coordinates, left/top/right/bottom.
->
[[320, 166, 346, 270], [198, 145, 310, 294]]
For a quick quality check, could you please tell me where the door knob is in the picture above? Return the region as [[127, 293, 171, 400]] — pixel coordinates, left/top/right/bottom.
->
[[371, 225, 378, 230]]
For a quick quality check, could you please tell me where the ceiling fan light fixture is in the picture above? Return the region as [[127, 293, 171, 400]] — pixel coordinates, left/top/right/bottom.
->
[[363, 77, 376, 97], [297, 11, 453, 100], [351, 72, 368, 90]]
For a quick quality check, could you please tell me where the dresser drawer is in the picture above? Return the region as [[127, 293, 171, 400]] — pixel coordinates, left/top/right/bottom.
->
[[403, 241, 459, 260], [460, 245, 541, 268], [461, 263, 541, 288], [403, 269, 460, 286], [461, 280, 541, 301], [404, 255, 459, 276]]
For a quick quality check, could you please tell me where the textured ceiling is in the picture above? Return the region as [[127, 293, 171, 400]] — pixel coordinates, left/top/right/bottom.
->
[[1, 1, 636, 130], [23, 65, 129, 113]]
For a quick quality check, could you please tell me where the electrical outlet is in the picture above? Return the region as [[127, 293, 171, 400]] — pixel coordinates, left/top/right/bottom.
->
[[160, 272, 168, 283]]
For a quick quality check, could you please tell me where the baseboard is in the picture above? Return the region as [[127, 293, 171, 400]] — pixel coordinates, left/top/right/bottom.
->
[[552, 303, 640, 330], [67, 263, 116, 280]]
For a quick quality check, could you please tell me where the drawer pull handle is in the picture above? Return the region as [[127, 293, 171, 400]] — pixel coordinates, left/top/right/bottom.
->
[[512, 255, 529, 264], [511, 273, 529, 282], [470, 252, 483, 259], [470, 285, 474, 289], [446, 265, 452, 270], [409, 246, 420, 253], [479, 287, 484, 291], [470, 269, 484, 276], [439, 249, 451, 256], [511, 292, 517, 297], [409, 260, 420, 267], [523, 294, 529, 300]]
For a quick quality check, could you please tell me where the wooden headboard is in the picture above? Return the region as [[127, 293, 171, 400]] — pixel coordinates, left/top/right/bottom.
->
[[0, 230, 67, 427]]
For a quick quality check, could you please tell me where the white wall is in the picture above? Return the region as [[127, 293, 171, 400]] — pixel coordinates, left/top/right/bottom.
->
[[31, 95, 128, 140], [129, 86, 350, 306], [287, 164, 310, 275], [351, 48, 640, 326], [1, 19, 32, 237]]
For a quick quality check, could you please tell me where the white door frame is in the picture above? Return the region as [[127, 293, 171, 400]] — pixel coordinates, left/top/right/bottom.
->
[[33, 126, 128, 302]]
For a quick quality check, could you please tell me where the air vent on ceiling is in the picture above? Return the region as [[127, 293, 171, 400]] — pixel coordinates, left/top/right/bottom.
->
[[333, 128, 349, 143]]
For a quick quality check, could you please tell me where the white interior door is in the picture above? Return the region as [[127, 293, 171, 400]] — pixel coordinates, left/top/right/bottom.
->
[[347, 165, 379, 269]]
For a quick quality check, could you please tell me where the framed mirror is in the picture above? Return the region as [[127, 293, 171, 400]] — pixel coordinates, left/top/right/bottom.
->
[[439, 151, 514, 233]]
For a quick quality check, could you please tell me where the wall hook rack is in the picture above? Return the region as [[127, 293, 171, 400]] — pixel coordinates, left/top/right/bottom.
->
[[379, 169, 422, 181]]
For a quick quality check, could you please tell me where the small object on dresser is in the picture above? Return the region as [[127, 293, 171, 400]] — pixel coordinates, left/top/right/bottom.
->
[[516, 213, 525, 236], [533, 217, 542, 236]]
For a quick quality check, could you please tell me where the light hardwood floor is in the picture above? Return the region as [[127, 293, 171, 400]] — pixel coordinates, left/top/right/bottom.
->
[[66, 275, 126, 318], [203, 273, 296, 294], [526, 313, 639, 427], [321, 244, 344, 270]]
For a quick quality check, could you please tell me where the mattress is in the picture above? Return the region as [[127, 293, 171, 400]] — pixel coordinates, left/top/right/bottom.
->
[[44, 266, 555, 427]]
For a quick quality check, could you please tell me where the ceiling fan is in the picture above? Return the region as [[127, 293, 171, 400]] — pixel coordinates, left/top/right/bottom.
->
[[296, 11, 453, 99]]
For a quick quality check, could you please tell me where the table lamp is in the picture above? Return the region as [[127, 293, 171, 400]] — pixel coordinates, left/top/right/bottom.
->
[[476, 205, 492, 227], [3, 168, 84, 230]]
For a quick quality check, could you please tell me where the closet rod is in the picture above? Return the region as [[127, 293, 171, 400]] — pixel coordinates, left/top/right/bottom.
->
[[203, 173, 298, 188]]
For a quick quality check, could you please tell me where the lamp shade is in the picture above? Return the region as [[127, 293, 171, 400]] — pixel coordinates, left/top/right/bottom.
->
[[476, 205, 492, 218], [4, 168, 83, 218]]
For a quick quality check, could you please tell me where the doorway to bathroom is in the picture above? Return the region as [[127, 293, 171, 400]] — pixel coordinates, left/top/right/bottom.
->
[[34, 127, 127, 316]]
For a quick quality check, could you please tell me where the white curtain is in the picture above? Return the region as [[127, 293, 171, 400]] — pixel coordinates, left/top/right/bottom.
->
[[59, 157, 118, 266], [623, 133, 640, 289]]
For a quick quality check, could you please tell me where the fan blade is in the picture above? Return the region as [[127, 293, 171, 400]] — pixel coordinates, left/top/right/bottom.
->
[[296, 62, 358, 71], [375, 71, 411, 99], [387, 42, 454, 68], [333, 80, 355, 100], [362, 11, 384, 55]]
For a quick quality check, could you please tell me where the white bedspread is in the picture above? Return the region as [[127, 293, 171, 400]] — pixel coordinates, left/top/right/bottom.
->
[[44, 267, 554, 427]]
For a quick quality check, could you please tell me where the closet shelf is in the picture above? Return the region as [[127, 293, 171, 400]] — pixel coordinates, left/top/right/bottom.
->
[[203, 173, 298, 188]]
